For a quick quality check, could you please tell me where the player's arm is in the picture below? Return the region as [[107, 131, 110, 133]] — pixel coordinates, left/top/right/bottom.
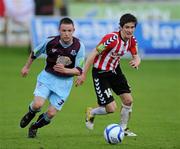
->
[[53, 63, 82, 76], [73, 41, 86, 76], [129, 54, 141, 69], [75, 34, 116, 86], [21, 39, 49, 77], [83, 48, 98, 77], [21, 52, 35, 77], [75, 33, 117, 86], [75, 48, 98, 86], [129, 37, 141, 69], [82, 34, 117, 76]]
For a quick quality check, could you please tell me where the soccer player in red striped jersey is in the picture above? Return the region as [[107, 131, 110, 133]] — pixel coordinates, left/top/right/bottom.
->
[[76, 13, 141, 137]]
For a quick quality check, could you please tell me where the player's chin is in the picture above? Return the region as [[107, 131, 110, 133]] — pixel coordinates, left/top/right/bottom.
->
[[126, 34, 132, 39]]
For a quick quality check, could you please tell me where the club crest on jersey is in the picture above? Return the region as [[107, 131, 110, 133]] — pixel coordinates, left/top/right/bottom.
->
[[52, 48, 57, 53], [71, 50, 77, 56], [56, 55, 72, 66], [111, 52, 121, 58]]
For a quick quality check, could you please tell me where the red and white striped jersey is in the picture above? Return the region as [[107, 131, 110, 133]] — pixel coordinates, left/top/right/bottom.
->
[[93, 31, 138, 71]]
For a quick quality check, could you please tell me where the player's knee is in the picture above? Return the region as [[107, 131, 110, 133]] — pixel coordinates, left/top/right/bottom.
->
[[120, 93, 133, 106], [123, 100, 132, 106], [32, 97, 45, 110], [32, 101, 44, 110], [122, 96, 133, 106]]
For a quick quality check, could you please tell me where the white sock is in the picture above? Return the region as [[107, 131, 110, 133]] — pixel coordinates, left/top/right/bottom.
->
[[120, 104, 132, 130], [91, 107, 107, 116]]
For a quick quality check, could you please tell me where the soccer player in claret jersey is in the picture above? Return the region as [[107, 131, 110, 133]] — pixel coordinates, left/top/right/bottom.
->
[[75, 13, 141, 137], [19, 17, 85, 138]]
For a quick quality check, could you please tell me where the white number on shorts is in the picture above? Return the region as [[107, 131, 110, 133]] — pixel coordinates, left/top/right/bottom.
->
[[104, 88, 112, 98]]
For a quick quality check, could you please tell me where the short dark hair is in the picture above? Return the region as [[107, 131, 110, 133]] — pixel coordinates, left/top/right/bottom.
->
[[119, 13, 137, 27], [59, 17, 74, 26]]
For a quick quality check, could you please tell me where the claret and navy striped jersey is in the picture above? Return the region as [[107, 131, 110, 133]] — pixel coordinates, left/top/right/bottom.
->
[[94, 31, 138, 71], [31, 35, 85, 77]]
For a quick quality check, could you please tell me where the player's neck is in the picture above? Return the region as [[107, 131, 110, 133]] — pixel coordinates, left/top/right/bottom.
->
[[119, 31, 128, 42], [59, 39, 73, 48]]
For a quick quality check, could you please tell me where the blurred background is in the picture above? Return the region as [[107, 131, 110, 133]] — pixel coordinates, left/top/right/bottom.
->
[[0, 0, 180, 58], [0, 1, 180, 149]]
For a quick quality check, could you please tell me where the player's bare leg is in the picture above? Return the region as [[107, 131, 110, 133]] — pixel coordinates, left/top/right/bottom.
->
[[85, 101, 116, 130]]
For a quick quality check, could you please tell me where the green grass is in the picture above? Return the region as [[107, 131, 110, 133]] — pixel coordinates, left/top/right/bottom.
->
[[0, 46, 180, 149]]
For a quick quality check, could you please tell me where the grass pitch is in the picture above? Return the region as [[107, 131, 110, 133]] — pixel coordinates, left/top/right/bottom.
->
[[0, 46, 180, 149]]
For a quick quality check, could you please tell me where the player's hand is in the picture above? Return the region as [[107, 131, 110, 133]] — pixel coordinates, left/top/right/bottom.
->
[[129, 56, 141, 69], [53, 63, 66, 73], [75, 73, 86, 87], [21, 66, 29, 77]]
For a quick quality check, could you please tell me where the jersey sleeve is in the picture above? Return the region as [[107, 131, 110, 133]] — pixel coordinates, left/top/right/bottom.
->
[[128, 36, 138, 55], [75, 41, 85, 74], [96, 33, 118, 54], [31, 38, 52, 59]]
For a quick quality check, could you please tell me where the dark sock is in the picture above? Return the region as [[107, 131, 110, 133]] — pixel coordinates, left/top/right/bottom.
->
[[32, 113, 51, 129], [29, 106, 36, 115]]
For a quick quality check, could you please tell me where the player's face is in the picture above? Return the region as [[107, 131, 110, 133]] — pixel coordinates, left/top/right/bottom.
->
[[59, 23, 75, 44], [121, 22, 136, 41]]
